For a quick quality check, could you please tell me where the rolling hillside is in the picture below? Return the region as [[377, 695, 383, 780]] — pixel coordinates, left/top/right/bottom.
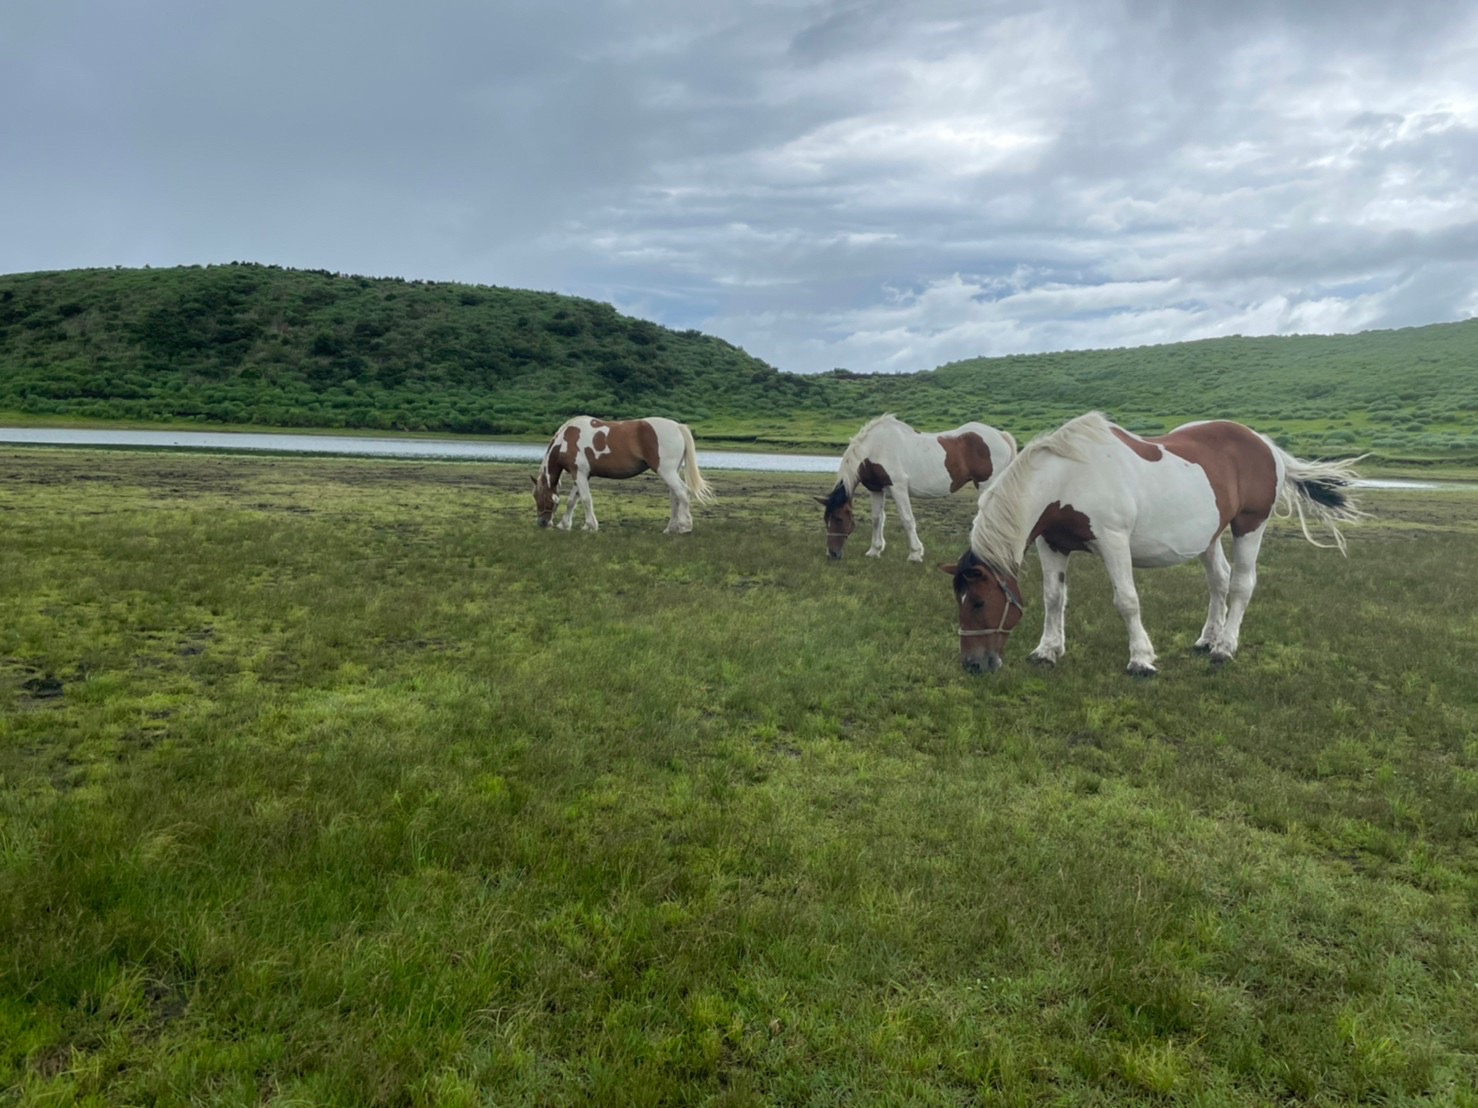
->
[[2, 264, 1475, 460]]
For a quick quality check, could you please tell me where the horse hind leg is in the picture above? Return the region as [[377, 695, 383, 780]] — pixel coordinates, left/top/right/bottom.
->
[[1212, 524, 1267, 663], [1195, 540, 1231, 653], [659, 464, 692, 534]]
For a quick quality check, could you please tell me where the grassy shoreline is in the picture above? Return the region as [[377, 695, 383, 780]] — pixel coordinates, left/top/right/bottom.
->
[[3, 449, 1476, 1103]]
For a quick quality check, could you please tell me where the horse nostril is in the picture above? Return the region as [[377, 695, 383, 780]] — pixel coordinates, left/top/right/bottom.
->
[[985, 654, 1003, 673], [828, 550, 842, 560], [963, 657, 984, 675]]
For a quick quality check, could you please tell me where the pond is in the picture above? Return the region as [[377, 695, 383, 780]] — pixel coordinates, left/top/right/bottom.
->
[[1, 426, 1471, 488], [0, 426, 838, 472]]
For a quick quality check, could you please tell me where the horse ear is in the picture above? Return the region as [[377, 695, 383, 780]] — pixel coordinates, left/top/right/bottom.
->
[[814, 496, 831, 506], [936, 561, 958, 575], [530, 475, 538, 484]]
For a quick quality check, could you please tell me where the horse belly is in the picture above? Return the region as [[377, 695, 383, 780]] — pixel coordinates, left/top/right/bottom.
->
[[895, 436, 955, 497], [906, 467, 955, 497], [592, 458, 650, 480], [1127, 464, 1222, 567]]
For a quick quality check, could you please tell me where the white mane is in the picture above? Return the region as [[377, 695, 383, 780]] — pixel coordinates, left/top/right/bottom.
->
[[836, 413, 910, 489], [969, 412, 1119, 572]]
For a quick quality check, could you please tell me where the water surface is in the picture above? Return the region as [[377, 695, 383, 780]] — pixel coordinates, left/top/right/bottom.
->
[[2, 426, 1471, 488], [0, 427, 838, 472]]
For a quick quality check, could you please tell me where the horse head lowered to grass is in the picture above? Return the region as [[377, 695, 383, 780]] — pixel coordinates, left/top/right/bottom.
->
[[940, 412, 1364, 676], [817, 414, 1016, 562], [533, 416, 713, 533]]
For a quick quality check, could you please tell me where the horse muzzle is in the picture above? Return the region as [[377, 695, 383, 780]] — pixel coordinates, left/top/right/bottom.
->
[[962, 651, 1003, 675]]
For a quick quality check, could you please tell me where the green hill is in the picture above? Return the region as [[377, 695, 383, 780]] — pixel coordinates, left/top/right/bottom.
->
[[2, 264, 1475, 460]]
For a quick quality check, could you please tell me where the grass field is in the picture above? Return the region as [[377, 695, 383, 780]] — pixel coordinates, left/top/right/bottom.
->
[[3, 449, 1476, 1105]]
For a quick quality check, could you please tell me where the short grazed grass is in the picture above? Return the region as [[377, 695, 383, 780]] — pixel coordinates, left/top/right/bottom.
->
[[2, 449, 1476, 1105]]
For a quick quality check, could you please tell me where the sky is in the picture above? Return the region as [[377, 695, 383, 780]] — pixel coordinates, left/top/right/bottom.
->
[[4, 0, 1477, 375]]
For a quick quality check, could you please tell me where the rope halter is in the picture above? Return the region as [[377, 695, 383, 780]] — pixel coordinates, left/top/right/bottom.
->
[[957, 572, 1024, 638]]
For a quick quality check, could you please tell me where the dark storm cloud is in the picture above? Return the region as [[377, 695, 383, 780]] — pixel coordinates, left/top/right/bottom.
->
[[4, 0, 1476, 373]]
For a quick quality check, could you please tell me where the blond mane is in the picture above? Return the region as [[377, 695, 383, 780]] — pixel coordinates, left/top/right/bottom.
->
[[836, 413, 910, 489], [969, 412, 1119, 572]]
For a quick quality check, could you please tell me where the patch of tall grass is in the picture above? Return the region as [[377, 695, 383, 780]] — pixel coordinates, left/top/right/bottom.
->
[[2, 450, 1476, 1103]]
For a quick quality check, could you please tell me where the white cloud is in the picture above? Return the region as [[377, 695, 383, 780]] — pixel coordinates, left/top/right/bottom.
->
[[3, 0, 1476, 375]]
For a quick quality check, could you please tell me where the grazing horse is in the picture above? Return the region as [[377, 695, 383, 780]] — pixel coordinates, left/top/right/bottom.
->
[[817, 414, 1016, 562], [939, 412, 1363, 676], [532, 415, 714, 533]]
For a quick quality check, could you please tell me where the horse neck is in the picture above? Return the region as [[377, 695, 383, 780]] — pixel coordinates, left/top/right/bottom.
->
[[972, 456, 1056, 573], [838, 421, 902, 490], [541, 443, 564, 489]]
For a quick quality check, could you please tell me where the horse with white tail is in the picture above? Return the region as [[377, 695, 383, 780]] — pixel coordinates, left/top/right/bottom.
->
[[939, 412, 1364, 676], [818, 414, 1017, 562], [533, 416, 714, 533]]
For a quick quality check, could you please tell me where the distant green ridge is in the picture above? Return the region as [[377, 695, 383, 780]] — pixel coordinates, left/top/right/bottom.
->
[[2, 263, 1475, 460]]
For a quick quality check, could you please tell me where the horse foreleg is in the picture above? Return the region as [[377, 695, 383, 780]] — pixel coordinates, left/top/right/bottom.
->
[[865, 489, 886, 557], [1029, 539, 1069, 665], [1213, 525, 1267, 663], [889, 485, 924, 562], [556, 476, 579, 531], [1097, 536, 1157, 676], [574, 472, 599, 531], [1195, 540, 1231, 652]]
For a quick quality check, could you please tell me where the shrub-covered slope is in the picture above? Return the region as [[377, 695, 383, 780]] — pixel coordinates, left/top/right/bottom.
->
[[2, 263, 1475, 459]]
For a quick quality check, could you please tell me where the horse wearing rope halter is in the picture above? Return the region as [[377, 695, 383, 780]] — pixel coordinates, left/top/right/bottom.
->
[[940, 412, 1363, 675]]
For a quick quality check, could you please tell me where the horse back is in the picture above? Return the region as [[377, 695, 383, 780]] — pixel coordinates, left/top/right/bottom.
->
[[554, 417, 662, 479], [1149, 421, 1280, 537], [938, 424, 1008, 492]]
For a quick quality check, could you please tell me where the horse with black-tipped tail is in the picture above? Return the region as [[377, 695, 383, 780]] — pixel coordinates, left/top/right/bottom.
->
[[939, 412, 1364, 675], [817, 414, 1017, 562], [532, 416, 714, 533]]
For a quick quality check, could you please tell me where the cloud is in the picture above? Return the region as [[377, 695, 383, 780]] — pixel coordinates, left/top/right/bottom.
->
[[3, 0, 1476, 374]]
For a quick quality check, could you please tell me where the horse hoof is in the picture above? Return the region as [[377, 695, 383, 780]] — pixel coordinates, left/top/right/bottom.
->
[[1126, 662, 1157, 678], [1209, 651, 1233, 667], [1192, 641, 1213, 654], [1028, 652, 1058, 667], [864, 549, 883, 558]]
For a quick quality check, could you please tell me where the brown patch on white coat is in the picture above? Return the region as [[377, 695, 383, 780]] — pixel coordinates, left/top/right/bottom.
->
[[534, 415, 713, 533], [952, 412, 1363, 677], [937, 431, 999, 492], [819, 415, 1016, 561], [817, 460, 893, 558]]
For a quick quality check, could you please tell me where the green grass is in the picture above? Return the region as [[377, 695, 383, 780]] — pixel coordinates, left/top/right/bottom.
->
[[3, 450, 1477, 1104]]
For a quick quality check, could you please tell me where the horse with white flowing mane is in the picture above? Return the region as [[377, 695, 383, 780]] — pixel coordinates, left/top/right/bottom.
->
[[939, 412, 1363, 676], [817, 414, 1017, 562], [532, 416, 713, 533]]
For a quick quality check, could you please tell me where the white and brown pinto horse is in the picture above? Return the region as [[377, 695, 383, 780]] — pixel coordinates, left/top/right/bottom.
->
[[533, 415, 714, 533], [940, 412, 1363, 675], [818, 414, 1017, 562]]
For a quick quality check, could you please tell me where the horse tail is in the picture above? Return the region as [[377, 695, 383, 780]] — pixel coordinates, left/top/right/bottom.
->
[[1269, 442, 1366, 555], [680, 423, 715, 503]]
